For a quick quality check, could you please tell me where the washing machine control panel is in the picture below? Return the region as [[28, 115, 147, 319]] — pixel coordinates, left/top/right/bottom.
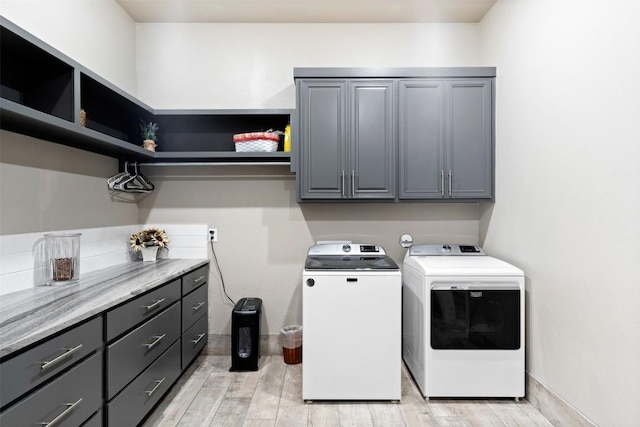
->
[[308, 243, 385, 256]]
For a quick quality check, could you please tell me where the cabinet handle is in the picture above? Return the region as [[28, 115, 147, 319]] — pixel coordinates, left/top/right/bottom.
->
[[448, 170, 452, 197], [143, 334, 166, 350], [192, 302, 205, 311], [440, 170, 445, 196], [341, 170, 345, 197], [144, 378, 166, 397], [39, 398, 82, 426], [40, 344, 83, 371], [351, 170, 355, 196], [193, 275, 206, 284], [191, 333, 206, 345], [143, 298, 165, 311]]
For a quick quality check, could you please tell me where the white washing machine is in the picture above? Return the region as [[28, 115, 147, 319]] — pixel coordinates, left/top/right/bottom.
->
[[402, 244, 525, 400], [302, 243, 402, 401]]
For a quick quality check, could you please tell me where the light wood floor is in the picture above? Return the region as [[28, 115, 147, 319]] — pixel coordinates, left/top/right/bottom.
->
[[142, 351, 553, 426]]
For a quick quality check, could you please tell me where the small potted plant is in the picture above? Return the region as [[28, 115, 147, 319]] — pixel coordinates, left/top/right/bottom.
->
[[130, 227, 169, 262], [140, 120, 159, 152]]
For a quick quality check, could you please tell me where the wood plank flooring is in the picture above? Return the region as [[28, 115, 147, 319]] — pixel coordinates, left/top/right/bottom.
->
[[142, 351, 553, 427]]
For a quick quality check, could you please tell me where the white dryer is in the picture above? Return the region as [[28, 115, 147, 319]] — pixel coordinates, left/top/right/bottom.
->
[[402, 244, 525, 400]]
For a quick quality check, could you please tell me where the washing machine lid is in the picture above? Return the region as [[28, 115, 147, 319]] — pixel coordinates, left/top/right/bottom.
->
[[305, 255, 399, 271], [305, 242, 399, 270]]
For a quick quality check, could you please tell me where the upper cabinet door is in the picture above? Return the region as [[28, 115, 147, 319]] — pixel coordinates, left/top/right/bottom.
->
[[398, 80, 445, 199], [298, 80, 348, 199], [446, 79, 493, 199], [349, 80, 396, 199], [399, 78, 493, 200]]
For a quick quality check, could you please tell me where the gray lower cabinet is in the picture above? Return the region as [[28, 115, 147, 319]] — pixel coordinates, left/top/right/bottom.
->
[[182, 281, 208, 332], [182, 310, 208, 369], [0, 262, 209, 427], [297, 79, 395, 200], [182, 280, 208, 370], [104, 264, 208, 426], [0, 352, 102, 427], [106, 278, 181, 341], [399, 78, 493, 199], [182, 265, 209, 296], [0, 316, 102, 407], [83, 410, 103, 427], [107, 341, 181, 427], [106, 302, 181, 399]]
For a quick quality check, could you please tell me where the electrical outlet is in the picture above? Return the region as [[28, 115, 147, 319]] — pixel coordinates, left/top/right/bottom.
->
[[208, 228, 218, 242]]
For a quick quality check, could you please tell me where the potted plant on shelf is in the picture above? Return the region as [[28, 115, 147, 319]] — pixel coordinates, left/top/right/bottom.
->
[[130, 227, 169, 262], [140, 120, 159, 152]]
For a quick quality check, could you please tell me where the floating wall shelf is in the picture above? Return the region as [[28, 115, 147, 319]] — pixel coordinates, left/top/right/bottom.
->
[[0, 17, 293, 166]]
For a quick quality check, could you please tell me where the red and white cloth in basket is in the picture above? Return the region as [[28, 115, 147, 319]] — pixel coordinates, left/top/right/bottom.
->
[[233, 132, 280, 152]]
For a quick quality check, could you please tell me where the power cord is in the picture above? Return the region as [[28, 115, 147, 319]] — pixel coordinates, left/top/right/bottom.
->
[[210, 239, 235, 305]]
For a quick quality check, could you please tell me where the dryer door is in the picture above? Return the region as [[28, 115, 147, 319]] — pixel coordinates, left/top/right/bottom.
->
[[430, 286, 520, 350]]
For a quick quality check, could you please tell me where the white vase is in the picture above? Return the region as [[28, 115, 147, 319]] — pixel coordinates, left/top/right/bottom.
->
[[141, 246, 159, 262]]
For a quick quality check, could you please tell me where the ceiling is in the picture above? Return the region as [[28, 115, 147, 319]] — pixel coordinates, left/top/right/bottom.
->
[[115, 0, 498, 23]]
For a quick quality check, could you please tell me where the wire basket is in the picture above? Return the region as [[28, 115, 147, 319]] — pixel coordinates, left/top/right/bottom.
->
[[233, 132, 280, 152]]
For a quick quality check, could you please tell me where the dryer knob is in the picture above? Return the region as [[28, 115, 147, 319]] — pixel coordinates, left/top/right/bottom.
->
[[306, 278, 315, 287], [342, 244, 351, 253]]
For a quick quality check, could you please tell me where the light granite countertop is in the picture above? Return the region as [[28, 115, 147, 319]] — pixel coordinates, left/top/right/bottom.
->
[[0, 259, 208, 358]]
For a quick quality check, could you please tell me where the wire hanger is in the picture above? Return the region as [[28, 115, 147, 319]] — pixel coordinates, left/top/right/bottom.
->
[[107, 161, 154, 194]]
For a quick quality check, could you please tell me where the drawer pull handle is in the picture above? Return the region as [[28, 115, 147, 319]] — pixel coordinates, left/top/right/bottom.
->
[[144, 378, 166, 397], [40, 344, 83, 371], [192, 302, 205, 311], [143, 334, 166, 350], [39, 398, 83, 426], [143, 298, 166, 311], [191, 333, 206, 345], [193, 275, 206, 284]]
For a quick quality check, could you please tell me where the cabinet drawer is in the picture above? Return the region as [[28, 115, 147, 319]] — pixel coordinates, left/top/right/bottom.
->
[[106, 302, 180, 399], [182, 313, 208, 370], [83, 409, 102, 427], [182, 283, 208, 332], [107, 341, 180, 427], [0, 352, 102, 427], [106, 279, 180, 341], [0, 316, 102, 408], [181, 265, 208, 296]]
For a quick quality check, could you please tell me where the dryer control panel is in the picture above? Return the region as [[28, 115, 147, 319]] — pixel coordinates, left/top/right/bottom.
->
[[409, 244, 485, 256]]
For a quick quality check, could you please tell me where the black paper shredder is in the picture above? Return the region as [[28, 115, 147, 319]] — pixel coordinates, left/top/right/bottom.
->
[[230, 297, 262, 371]]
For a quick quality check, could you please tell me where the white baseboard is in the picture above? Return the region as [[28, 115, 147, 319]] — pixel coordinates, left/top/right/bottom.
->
[[526, 372, 596, 426]]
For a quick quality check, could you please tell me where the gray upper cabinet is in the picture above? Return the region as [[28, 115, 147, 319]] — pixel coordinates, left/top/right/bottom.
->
[[295, 67, 495, 202], [297, 79, 395, 200], [298, 80, 347, 199], [398, 80, 445, 198], [349, 80, 396, 199], [399, 78, 493, 199]]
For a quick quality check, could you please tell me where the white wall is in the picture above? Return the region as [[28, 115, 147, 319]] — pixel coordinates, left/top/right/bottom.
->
[[135, 23, 481, 108], [479, 1, 640, 425], [0, 0, 137, 94], [134, 22, 484, 335], [0, 131, 139, 234], [0, 2, 140, 289], [138, 166, 480, 336]]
